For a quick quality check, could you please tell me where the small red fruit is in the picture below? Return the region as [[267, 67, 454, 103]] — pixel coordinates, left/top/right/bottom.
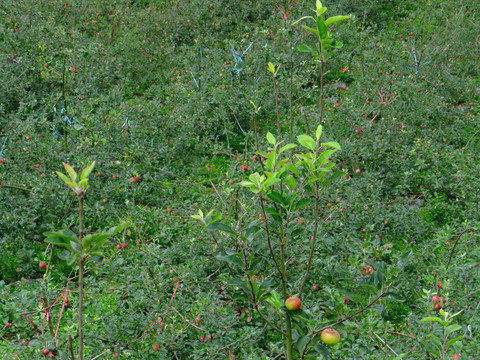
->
[[129, 177, 137, 183], [432, 295, 441, 304], [285, 297, 301, 310], [246, 317, 251, 322], [206, 334, 212, 341], [112, 353, 119, 359], [434, 303, 442, 311], [116, 244, 122, 249], [135, 176, 140, 181], [121, 243, 127, 249], [312, 285, 319, 291], [64, 298, 70, 306], [6, 322, 12, 327], [41, 349, 50, 355], [200, 336, 205, 341], [152, 343, 161, 351], [437, 281, 442, 289], [321, 328, 341, 345], [195, 317, 201, 323], [39, 261, 47, 269], [343, 296, 348, 304]]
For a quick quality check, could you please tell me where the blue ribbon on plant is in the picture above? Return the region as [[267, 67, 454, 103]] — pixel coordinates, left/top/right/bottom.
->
[[0, 136, 8, 158], [229, 41, 253, 84], [405, 47, 437, 74], [188, 45, 212, 91]]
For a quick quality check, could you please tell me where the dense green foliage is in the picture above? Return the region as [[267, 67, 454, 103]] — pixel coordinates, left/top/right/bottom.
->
[[0, 0, 479, 359]]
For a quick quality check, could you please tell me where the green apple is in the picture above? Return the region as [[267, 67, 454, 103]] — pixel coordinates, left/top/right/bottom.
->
[[321, 328, 341, 345]]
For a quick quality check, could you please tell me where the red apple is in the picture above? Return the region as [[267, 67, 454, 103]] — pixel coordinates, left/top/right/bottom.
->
[[116, 244, 122, 249], [434, 303, 442, 311], [195, 317, 201, 323], [129, 177, 137, 183], [206, 334, 212, 341], [121, 243, 127, 249], [343, 296, 348, 304], [6, 322, 12, 327], [200, 336, 205, 341], [437, 281, 442, 289], [312, 285, 319, 291], [152, 343, 161, 351], [41, 349, 50, 355], [112, 353, 119, 359], [432, 295, 441, 304], [285, 297, 301, 311], [39, 261, 47, 269], [321, 328, 341, 345]]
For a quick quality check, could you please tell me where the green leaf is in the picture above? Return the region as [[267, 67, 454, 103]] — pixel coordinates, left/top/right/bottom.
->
[[303, 26, 319, 36], [297, 335, 310, 355], [446, 335, 463, 346], [70, 240, 80, 252], [279, 143, 296, 154], [291, 15, 315, 26], [446, 324, 462, 335], [321, 141, 341, 150], [268, 62, 275, 74], [267, 191, 288, 206], [316, 0, 322, 12], [331, 40, 343, 49], [286, 163, 300, 176], [56, 171, 71, 184], [316, 16, 328, 39], [420, 317, 443, 323], [266, 132, 276, 145], [44, 237, 70, 248], [63, 163, 77, 181], [78, 179, 88, 188], [397, 250, 413, 270], [314, 344, 331, 360], [316, 125, 323, 140], [297, 135, 316, 150], [295, 198, 311, 210], [324, 15, 352, 26], [227, 278, 248, 291], [206, 222, 235, 234], [285, 175, 296, 190], [80, 161, 95, 181], [265, 290, 282, 309], [298, 44, 317, 53], [318, 7, 327, 15], [426, 334, 443, 351], [58, 250, 71, 261], [216, 252, 243, 267], [89, 222, 128, 251]]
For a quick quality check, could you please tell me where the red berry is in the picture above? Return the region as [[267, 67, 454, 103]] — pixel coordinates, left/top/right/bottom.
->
[[135, 176, 140, 181], [200, 336, 205, 341], [116, 244, 122, 249], [152, 343, 161, 351], [39, 261, 47, 269], [343, 296, 348, 304], [121, 243, 127, 249], [129, 177, 137, 183], [437, 281, 442, 289], [206, 334, 212, 341], [112, 353, 119, 359], [6, 322, 12, 327], [432, 295, 441, 304], [41, 349, 50, 355], [312, 285, 319, 291], [195, 317, 201, 323], [434, 303, 442, 311]]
